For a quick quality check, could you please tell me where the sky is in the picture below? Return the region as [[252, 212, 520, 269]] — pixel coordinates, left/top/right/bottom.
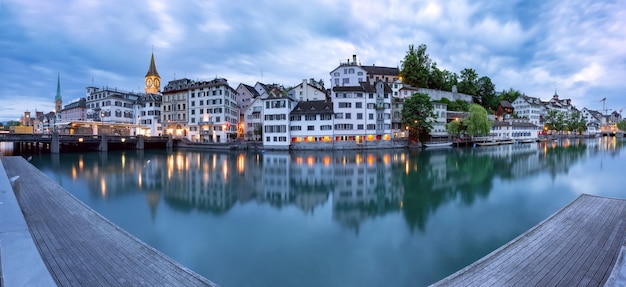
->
[[1, 0, 625, 123]]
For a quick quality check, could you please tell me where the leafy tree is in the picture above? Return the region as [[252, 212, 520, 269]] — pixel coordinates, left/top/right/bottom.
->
[[499, 88, 522, 103], [617, 120, 626, 131], [544, 110, 566, 133], [465, 104, 492, 137], [458, 68, 479, 99], [400, 44, 431, 88], [401, 93, 435, 142], [442, 70, 458, 92], [445, 119, 465, 138], [428, 62, 444, 90], [5, 120, 21, 127], [476, 76, 497, 110], [565, 111, 587, 135]]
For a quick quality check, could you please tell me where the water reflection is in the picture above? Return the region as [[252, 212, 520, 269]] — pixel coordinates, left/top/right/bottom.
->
[[31, 137, 625, 233]]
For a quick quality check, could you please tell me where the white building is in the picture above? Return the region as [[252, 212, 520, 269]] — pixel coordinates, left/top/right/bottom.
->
[[331, 80, 393, 144], [511, 95, 545, 126], [490, 118, 541, 142], [85, 86, 139, 124], [288, 79, 327, 102], [134, 94, 162, 136], [580, 107, 603, 136], [187, 78, 239, 143], [242, 97, 264, 140], [431, 102, 448, 138], [289, 100, 334, 144], [262, 95, 297, 149], [162, 78, 192, 138]]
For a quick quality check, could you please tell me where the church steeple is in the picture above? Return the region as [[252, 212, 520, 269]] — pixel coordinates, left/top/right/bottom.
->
[[55, 73, 62, 113], [145, 52, 161, 94]]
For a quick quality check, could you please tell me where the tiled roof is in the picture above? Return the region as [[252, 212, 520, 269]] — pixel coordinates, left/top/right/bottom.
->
[[290, 100, 334, 115], [361, 66, 399, 76]]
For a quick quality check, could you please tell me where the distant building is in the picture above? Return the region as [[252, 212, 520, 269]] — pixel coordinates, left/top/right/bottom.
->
[[60, 98, 87, 122], [262, 94, 296, 149], [55, 73, 62, 113], [287, 79, 327, 102], [161, 78, 192, 138]]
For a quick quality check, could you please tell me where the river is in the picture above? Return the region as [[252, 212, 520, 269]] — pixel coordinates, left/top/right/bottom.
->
[[2, 137, 625, 286]]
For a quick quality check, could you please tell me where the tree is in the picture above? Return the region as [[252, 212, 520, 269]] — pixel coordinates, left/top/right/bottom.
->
[[401, 93, 435, 142], [400, 44, 431, 88], [544, 110, 566, 133], [442, 70, 459, 92], [458, 68, 479, 99], [465, 104, 492, 137], [617, 120, 626, 131], [445, 119, 465, 138], [499, 88, 522, 103], [428, 62, 444, 90], [566, 111, 587, 135], [476, 76, 497, 110]]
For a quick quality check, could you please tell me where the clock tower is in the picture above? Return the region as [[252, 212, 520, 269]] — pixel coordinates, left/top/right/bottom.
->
[[145, 52, 161, 94]]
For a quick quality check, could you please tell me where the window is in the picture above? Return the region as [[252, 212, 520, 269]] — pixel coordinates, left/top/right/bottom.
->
[[307, 126, 314, 131], [335, 113, 344, 119], [345, 113, 351, 119], [356, 102, 362, 108], [305, 115, 316, 121], [338, 102, 351, 108], [320, 114, 332, 120], [357, 113, 363, 119]]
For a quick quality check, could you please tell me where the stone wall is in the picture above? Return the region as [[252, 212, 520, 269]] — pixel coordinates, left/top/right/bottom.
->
[[416, 88, 473, 103]]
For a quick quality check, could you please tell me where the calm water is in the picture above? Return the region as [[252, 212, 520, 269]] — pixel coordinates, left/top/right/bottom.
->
[[4, 137, 626, 287]]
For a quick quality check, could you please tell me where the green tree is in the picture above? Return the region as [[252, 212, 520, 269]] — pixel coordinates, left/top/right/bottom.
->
[[499, 88, 522, 103], [458, 68, 479, 99], [400, 44, 431, 88], [465, 104, 492, 137], [445, 119, 465, 138], [476, 76, 497, 110], [565, 111, 587, 135], [442, 70, 458, 92], [401, 93, 435, 142], [544, 110, 566, 133], [5, 120, 21, 127], [617, 120, 626, 131], [428, 62, 444, 90]]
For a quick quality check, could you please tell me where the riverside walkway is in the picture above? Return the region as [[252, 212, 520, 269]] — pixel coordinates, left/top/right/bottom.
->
[[431, 194, 626, 287], [2, 156, 218, 286]]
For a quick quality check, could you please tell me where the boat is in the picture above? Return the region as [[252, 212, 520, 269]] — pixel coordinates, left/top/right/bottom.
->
[[424, 141, 453, 148]]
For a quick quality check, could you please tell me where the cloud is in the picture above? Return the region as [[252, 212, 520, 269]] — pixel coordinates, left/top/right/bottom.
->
[[0, 0, 625, 122]]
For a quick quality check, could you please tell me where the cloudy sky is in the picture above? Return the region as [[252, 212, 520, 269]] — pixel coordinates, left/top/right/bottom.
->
[[1, 0, 624, 123]]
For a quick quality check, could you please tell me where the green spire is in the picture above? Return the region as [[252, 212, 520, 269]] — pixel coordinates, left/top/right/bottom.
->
[[145, 52, 160, 77], [55, 73, 61, 101]]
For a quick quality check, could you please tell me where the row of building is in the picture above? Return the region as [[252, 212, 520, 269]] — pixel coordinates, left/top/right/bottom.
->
[[22, 53, 621, 149]]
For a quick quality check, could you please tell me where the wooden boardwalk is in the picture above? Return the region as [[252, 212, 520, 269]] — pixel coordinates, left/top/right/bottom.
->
[[3, 156, 218, 287], [432, 194, 626, 287]]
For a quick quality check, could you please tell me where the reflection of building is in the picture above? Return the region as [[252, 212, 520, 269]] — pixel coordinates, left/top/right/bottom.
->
[[262, 153, 293, 203]]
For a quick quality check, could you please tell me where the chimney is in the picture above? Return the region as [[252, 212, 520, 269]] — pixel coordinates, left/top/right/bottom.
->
[[353, 55, 357, 65]]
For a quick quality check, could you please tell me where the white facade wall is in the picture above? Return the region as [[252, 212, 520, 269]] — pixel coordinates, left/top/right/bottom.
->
[[243, 98, 264, 140], [263, 97, 295, 149], [134, 96, 162, 137], [330, 64, 367, 88], [85, 87, 138, 123], [512, 96, 543, 126], [289, 113, 334, 142], [431, 103, 448, 137], [188, 80, 239, 143], [289, 79, 326, 101]]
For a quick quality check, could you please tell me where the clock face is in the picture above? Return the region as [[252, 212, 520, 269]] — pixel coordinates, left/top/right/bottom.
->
[[146, 78, 153, 86], [155, 78, 160, 87]]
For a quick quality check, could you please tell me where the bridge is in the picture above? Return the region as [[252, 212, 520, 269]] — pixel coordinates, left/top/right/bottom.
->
[[0, 133, 172, 153]]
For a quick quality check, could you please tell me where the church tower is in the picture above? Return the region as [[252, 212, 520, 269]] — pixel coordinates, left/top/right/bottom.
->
[[145, 52, 161, 94], [55, 73, 62, 113]]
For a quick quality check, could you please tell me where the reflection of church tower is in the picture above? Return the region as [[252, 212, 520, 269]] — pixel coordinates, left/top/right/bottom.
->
[[145, 52, 161, 94], [55, 73, 62, 113], [146, 190, 161, 222]]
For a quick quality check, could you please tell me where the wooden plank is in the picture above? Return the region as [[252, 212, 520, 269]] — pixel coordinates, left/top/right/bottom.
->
[[431, 194, 626, 287], [3, 156, 218, 287]]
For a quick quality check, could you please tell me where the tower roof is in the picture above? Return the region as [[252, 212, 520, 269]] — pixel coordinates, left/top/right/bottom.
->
[[55, 73, 62, 101], [145, 53, 160, 77]]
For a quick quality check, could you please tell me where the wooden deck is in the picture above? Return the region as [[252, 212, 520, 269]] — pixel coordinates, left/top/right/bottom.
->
[[432, 194, 626, 287], [2, 156, 218, 287]]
